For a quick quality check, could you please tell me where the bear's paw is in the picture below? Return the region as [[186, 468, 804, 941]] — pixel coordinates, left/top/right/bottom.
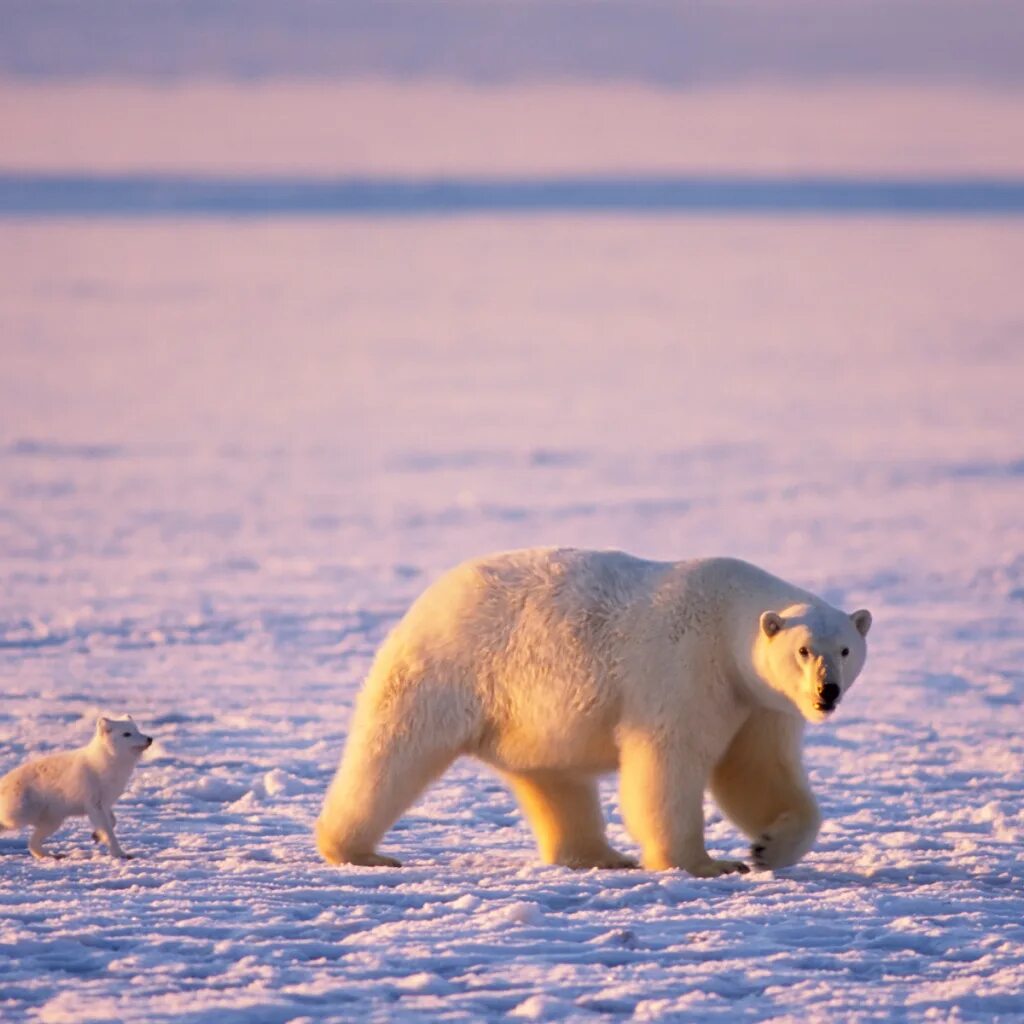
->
[[751, 810, 813, 870]]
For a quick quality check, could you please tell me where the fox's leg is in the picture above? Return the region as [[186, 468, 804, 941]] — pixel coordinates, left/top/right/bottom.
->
[[28, 817, 65, 860]]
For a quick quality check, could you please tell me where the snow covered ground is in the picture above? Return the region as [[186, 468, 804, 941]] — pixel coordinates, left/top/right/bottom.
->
[[1, 210, 1022, 1022]]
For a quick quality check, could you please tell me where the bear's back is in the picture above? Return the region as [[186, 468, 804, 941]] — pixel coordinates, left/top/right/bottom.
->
[[377, 547, 667, 704]]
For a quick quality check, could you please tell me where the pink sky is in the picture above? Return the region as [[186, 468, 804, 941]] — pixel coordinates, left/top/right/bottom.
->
[[3, 79, 1024, 177]]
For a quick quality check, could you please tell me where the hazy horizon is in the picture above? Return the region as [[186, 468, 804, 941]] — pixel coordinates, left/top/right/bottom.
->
[[3, 0, 1023, 85]]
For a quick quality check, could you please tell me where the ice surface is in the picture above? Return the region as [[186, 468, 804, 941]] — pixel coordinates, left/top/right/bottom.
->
[[1, 209, 1022, 1021]]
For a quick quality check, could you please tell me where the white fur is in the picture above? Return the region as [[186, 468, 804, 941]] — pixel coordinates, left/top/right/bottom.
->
[[316, 549, 871, 876], [0, 716, 152, 860]]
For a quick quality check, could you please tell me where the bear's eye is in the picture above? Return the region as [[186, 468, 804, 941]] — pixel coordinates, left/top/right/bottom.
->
[[841, 647, 850, 658], [798, 646, 809, 658]]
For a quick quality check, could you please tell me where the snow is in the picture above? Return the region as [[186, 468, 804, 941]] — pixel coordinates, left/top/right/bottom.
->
[[1, 212, 1021, 1022]]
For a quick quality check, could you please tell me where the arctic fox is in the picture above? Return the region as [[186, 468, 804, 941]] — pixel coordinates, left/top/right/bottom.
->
[[0, 716, 152, 860]]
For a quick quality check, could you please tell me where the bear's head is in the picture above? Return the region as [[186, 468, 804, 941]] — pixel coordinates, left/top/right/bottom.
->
[[752, 602, 871, 723]]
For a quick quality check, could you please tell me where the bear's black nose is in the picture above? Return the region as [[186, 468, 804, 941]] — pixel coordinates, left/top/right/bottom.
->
[[819, 682, 841, 704]]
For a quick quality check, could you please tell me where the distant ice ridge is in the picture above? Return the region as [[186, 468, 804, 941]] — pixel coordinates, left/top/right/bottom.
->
[[4, 172, 1024, 217]]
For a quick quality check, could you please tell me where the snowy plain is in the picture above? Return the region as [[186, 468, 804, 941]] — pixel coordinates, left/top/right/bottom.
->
[[1, 210, 1022, 1022]]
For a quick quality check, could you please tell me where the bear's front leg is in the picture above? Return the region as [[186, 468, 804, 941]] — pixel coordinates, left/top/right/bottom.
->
[[710, 710, 820, 871], [618, 731, 748, 877]]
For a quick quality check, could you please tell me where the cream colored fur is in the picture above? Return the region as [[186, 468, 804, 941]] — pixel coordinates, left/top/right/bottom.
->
[[316, 548, 871, 876], [0, 716, 152, 859]]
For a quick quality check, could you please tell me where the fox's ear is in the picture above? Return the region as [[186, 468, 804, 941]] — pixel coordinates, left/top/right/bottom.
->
[[97, 716, 111, 733], [126, 713, 134, 721]]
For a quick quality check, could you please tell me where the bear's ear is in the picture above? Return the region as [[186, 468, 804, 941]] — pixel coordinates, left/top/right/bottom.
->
[[850, 609, 872, 637], [760, 611, 785, 638], [97, 716, 111, 733]]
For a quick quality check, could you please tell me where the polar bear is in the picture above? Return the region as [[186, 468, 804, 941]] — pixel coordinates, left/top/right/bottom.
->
[[316, 549, 871, 876]]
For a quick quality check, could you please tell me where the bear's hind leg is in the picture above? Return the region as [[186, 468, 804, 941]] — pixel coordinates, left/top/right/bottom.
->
[[316, 728, 460, 868], [504, 771, 636, 869], [710, 710, 820, 871]]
